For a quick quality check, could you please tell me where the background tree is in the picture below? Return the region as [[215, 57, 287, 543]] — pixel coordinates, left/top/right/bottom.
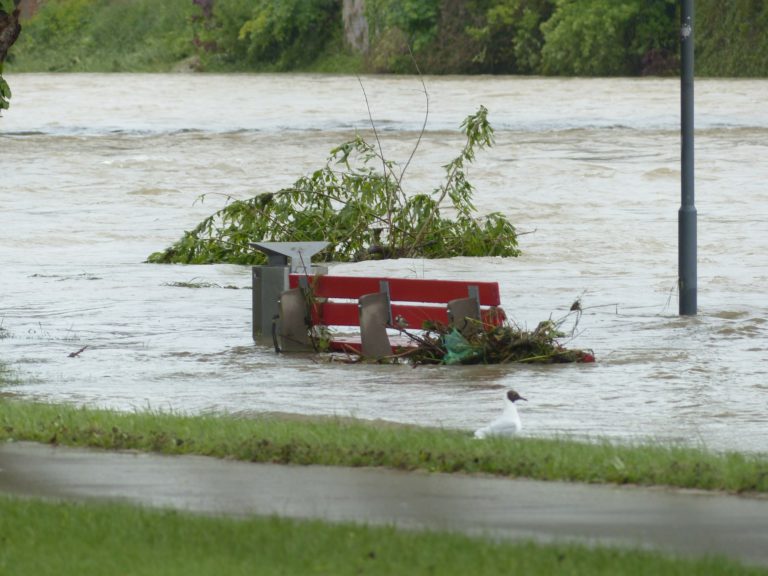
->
[[0, 0, 21, 111], [5, 0, 766, 77]]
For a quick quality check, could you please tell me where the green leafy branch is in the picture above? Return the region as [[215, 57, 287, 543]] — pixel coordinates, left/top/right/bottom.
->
[[148, 106, 520, 265], [0, 67, 10, 111]]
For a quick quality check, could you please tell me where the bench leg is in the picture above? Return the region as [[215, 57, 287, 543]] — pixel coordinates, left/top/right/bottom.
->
[[278, 288, 312, 352], [359, 292, 393, 358], [447, 296, 481, 336]]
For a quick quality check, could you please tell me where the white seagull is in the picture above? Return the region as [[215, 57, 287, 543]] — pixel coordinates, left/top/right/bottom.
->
[[474, 390, 527, 439]]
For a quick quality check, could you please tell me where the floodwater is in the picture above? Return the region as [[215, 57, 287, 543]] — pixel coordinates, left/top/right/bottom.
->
[[1, 73, 766, 453]]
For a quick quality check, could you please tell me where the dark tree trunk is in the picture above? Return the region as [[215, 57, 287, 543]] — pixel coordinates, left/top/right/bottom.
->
[[0, 1, 22, 64]]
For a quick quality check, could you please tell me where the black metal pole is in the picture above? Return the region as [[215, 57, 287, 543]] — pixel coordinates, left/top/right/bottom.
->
[[679, 0, 697, 315]]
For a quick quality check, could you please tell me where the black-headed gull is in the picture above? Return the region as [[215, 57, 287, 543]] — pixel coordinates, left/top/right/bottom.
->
[[474, 390, 527, 439]]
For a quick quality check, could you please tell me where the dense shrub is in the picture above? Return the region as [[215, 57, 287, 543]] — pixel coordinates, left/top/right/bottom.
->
[[364, 0, 439, 72], [467, 0, 555, 74], [540, 0, 677, 76], [418, 0, 487, 74], [366, 0, 679, 76], [187, 0, 346, 71], [10, 0, 195, 72], [697, 0, 768, 77], [237, 0, 341, 70]]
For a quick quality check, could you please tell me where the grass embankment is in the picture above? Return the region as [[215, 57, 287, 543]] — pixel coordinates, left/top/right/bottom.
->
[[1, 496, 763, 576], [1, 398, 767, 494]]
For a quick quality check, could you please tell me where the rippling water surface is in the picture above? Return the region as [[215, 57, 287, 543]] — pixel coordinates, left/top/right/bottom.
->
[[1, 73, 766, 452]]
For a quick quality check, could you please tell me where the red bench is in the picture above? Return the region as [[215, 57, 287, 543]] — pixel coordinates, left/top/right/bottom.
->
[[276, 273, 507, 357]]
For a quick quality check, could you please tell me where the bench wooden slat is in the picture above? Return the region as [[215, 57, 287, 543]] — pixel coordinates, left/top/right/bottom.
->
[[313, 302, 451, 328], [326, 337, 414, 355], [312, 302, 505, 329], [289, 274, 501, 306]]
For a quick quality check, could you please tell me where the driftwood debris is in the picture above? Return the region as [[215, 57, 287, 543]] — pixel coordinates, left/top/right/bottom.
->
[[68, 346, 88, 358]]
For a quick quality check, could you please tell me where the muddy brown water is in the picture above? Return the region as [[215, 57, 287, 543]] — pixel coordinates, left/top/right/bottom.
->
[[1, 74, 767, 453]]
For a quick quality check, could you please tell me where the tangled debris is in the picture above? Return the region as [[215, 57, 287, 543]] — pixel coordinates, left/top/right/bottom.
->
[[319, 310, 595, 366], [398, 318, 595, 366]]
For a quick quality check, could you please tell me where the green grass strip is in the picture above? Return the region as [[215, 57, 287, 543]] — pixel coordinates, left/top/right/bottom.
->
[[1, 397, 767, 493], [0, 495, 763, 576]]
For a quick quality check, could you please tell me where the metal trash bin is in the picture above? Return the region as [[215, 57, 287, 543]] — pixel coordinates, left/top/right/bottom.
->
[[249, 241, 328, 343]]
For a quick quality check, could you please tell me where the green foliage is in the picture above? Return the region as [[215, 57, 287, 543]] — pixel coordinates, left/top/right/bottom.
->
[[195, 0, 343, 71], [148, 106, 520, 265], [541, 0, 677, 76], [697, 0, 768, 77], [0, 0, 21, 18], [467, 0, 555, 74], [9, 0, 102, 70], [364, 0, 679, 76], [0, 0, 21, 110], [237, 0, 341, 70], [194, 0, 252, 68], [630, 0, 678, 75], [6, 0, 767, 77], [366, 0, 440, 52], [364, 0, 439, 72], [365, 0, 494, 74], [8, 0, 196, 72], [416, 0, 488, 74], [0, 63, 10, 110]]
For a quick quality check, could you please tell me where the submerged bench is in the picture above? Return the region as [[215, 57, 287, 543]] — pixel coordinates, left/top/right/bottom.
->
[[277, 273, 507, 357]]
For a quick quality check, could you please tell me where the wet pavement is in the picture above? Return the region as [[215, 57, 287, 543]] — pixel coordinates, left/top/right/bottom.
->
[[1, 442, 768, 567]]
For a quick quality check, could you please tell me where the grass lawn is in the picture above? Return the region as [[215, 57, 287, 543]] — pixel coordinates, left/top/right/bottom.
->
[[1, 495, 764, 576]]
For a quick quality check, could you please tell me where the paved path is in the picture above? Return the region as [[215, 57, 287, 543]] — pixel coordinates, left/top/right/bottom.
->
[[2, 442, 768, 567]]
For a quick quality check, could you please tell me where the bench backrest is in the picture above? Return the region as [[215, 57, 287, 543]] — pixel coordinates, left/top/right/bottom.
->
[[288, 274, 504, 329], [289, 274, 501, 304]]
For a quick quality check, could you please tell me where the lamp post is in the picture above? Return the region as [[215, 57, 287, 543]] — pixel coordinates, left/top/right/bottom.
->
[[679, 0, 697, 315]]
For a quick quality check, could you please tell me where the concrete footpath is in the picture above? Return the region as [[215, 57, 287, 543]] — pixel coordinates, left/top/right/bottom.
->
[[1, 441, 767, 567]]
